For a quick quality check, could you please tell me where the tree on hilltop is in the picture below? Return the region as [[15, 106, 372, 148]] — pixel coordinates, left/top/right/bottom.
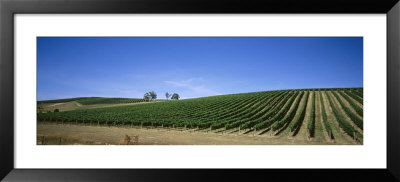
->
[[165, 92, 171, 100], [144, 91, 157, 101], [171, 93, 180, 100], [143, 93, 151, 102], [149, 91, 157, 101]]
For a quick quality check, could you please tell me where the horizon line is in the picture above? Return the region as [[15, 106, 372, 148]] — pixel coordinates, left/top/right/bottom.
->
[[37, 86, 363, 102]]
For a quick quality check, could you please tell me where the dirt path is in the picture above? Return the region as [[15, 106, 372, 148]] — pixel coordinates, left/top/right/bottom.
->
[[294, 91, 312, 140], [321, 92, 356, 144], [37, 122, 359, 145], [314, 92, 329, 143], [49, 103, 64, 107]]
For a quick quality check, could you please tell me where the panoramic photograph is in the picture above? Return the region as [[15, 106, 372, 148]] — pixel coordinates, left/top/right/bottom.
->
[[36, 37, 363, 145]]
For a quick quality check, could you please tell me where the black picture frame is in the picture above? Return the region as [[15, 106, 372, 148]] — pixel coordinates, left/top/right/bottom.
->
[[1, 0, 399, 181]]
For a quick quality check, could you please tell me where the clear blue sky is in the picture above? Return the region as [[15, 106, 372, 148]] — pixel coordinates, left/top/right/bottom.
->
[[37, 37, 363, 100]]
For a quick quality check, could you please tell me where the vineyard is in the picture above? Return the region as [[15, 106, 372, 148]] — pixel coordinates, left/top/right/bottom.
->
[[38, 97, 145, 105], [37, 88, 363, 144]]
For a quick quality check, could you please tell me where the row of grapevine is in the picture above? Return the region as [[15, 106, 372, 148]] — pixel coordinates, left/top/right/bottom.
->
[[39, 92, 264, 128], [206, 92, 271, 120], [288, 91, 310, 134], [306, 92, 315, 137], [271, 91, 305, 132], [254, 91, 299, 130], [208, 92, 277, 129], [151, 91, 272, 128], [221, 92, 279, 125], [37, 89, 363, 141], [343, 90, 363, 105], [156, 91, 273, 129], [198, 92, 266, 118], [339, 91, 363, 117], [331, 91, 363, 129], [240, 92, 292, 129], [167, 92, 267, 128], [326, 92, 362, 141], [353, 89, 363, 98], [320, 92, 333, 139], [225, 92, 284, 129]]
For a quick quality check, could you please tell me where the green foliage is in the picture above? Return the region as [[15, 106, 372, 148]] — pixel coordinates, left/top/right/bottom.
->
[[149, 91, 157, 100], [36, 88, 363, 142], [239, 91, 289, 129], [272, 91, 305, 132], [144, 93, 151, 101], [171, 93, 180, 100], [224, 91, 282, 129], [332, 91, 363, 129], [320, 92, 332, 138], [326, 92, 361, 140], [306, 92, 315, 137], [341, 91, 363, 116], [254, 91, 299, 130], [343, 90, 363, 105], [210, 92, 277, 129], [288, 91, 310, 133], [144, 91, 157, 101], [353, 89, 363, 98], [165, 92, 171, 100], [38, 91, 271, 129]]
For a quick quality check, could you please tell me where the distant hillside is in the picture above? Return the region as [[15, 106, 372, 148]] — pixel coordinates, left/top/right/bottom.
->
[[38, 97, 145, 105]]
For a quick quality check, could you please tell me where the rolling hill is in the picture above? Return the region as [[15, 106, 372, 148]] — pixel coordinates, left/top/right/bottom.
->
[[37, 88, 363, 143], [38, 97, 145, 105]]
